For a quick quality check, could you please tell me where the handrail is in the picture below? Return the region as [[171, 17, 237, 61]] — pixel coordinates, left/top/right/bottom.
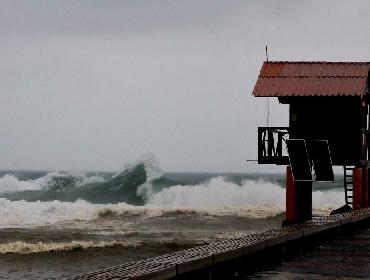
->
[[258, 127, 289, 165]]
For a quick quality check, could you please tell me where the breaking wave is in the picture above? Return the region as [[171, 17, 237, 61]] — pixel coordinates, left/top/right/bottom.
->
[[0, 197, 284, 228], [0, 172, 105, 194], [0, 198, 125, 227], [147, 176, 344, 212], [0, 156, 346, 228], [147, 177, 285, 208], [0, 186, 344, 228]]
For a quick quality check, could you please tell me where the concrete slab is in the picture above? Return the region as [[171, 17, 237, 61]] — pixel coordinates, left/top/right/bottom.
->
[[130, 265, 176, 280], [242, 240, 266, 256], [176, 255, 213, 275], [213, 247, 243, 264], [266, 234, 287, 247], [285, 229, 303, 241]]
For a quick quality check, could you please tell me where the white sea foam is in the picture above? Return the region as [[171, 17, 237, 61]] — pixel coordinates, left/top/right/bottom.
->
[[0, 158, 346, 229], [0, 176, 346, 228], [74, 174, 105, 187], [0, 240, 140, 254], [137, 157, 345, 212], [0, 172, 105, 194], [146, 177, 286, 208], [146, 176, 346, 217], [146, 176, 344, 211], [0, 198, 130, 228], [0, 172, 104, 193], [0, 173, 52, 193]]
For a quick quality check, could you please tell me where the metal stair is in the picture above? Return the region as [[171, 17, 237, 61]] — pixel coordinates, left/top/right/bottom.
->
[[344, 166, 354, 206]]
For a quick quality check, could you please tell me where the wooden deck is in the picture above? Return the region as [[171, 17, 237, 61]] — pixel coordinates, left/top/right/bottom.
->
[[69, 208, 370, 280]]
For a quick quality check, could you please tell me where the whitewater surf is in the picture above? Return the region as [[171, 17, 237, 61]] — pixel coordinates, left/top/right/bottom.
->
[[0, 157, 345, 279]]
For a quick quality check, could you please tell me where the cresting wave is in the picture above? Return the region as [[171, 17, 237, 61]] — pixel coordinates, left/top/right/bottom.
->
[[0, 157, 167, 205], [146, 176, 345, 213], [0, 182, 344, 228], [0, 157, 346, 228], [0, 240, 141, 254]]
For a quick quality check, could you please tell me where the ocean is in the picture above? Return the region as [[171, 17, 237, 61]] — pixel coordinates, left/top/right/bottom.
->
[[0, 158, 346, 279]]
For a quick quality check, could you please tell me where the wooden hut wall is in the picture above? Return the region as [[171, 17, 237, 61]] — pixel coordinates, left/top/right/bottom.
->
[[285, 96, 363, 166]]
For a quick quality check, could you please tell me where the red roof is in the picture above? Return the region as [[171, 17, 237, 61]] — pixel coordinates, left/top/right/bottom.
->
[[252, 61, 370, 97]]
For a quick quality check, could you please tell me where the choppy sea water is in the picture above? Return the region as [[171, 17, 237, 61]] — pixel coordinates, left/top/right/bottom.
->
[[0, 158, 348, 279]]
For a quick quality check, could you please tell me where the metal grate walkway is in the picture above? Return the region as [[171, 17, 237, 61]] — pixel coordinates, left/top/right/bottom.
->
[[69, 208, 370, 280]]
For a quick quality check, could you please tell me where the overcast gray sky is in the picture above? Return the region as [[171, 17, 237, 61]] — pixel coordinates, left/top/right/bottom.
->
[[0, 0, 369, 172]]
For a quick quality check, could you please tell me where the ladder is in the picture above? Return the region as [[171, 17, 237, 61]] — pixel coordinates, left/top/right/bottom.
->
[[343, 166, 354, 206]]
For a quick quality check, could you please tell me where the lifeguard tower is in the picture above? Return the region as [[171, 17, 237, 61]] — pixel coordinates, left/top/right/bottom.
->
[[252, 61, 370, 223]]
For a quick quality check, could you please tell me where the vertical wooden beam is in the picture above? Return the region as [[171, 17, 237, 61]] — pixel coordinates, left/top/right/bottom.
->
[[353, 167, 363, 210]]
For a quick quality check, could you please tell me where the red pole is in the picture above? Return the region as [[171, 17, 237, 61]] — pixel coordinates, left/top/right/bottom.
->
[[285, 166, 312, 224], [362, 168, 369, 208], [286, 166, 297, 222], [353, 167, 363, 210]]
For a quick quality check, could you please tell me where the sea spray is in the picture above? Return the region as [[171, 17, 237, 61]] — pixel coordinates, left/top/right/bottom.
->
[[0, 185, 344, 228], [0, 157, 346, 229], [0, 173, 54, 193], [136, 156, 163, 201], [146, 177, 285, 208], [0, 171, 105, 194], [146, 176, 344, 213]]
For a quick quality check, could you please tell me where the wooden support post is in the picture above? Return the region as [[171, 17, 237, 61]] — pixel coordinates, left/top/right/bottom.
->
[[353, 167, 363, 210], [285, 166, 312, 224], [362, 168, 369, 208]]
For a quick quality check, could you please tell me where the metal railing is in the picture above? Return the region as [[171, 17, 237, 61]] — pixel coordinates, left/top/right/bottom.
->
[[258, 127, 289, 165]]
